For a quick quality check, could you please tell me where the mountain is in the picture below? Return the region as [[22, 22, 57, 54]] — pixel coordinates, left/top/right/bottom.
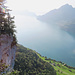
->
[[0, 1, 17, 74], [8, 44, 75, 75], [0, 34, 16, 74], [37, 4, 75, 37], [14, 44, 56, 75]]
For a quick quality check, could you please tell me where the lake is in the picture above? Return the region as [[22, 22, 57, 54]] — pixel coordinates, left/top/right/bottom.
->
[[15, 14, 75, 67]]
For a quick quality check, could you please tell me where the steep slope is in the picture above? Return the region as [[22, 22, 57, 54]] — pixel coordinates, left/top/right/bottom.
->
[[14, 44, 56, 75], [37, 4, 75, 36], [0, 34, 16, 74], [38, 4, 75, 25], [11, 44, 75, 75], [37, 53, 75, 75], [12, 44, 75, 75], [0, 0, 17, 74]]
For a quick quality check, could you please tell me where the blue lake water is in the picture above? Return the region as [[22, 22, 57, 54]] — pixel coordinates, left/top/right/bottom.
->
[[15, 15, 75, 67]]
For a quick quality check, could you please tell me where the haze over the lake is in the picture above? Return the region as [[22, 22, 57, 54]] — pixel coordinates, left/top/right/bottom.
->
[[15, 14, 75, 67], [6, 0, 75, 67]]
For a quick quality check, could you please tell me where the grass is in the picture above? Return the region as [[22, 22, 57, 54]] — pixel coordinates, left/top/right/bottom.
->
[[36, 52, 75, 75], [17, 44, 75, 75]]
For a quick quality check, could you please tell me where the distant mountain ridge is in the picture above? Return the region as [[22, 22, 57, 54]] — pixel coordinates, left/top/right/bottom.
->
[[37, 4, 75, 37]]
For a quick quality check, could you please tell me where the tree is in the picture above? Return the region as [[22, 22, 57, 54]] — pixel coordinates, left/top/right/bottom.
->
[[0, 0, 17, 74], [0, 0, 16, 35]]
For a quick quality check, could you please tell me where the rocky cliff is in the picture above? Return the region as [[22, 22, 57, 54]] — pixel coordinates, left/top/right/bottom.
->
[[0, 34, 16, 74]]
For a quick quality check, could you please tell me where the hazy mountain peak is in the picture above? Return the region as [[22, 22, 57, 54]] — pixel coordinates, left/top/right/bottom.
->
[[60, 4, 73, 8], [59, 4, 73, 10], [37, 4, 75, 37]]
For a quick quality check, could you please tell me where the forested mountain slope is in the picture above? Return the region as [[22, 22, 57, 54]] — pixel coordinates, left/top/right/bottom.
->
[[8, 44, 75, 75], [14, 44, 56, 75]]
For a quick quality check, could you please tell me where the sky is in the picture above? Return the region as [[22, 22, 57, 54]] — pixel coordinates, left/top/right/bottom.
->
[[6, 0, 75, 15]]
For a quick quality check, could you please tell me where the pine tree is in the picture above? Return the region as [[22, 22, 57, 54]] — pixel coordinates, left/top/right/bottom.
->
[[0, 0, 16, 35], [0, 0, 17, 73], [0, 0, 17, 45]]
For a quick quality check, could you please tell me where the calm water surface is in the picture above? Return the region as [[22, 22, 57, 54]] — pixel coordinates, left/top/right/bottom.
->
[[15, 15, 75, 67]]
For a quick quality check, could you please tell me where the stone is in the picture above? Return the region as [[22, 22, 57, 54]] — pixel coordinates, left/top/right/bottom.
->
[[0, 34, 16, 74]]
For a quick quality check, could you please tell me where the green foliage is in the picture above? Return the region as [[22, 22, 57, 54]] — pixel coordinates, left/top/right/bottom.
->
[[0, 60, 9, 73], [0, 15, 16, 35], [14, 44, 56, 75], [0, 0, 17, 45], [14, 44, 75, 75], [37, 54, 75, 75], [2, 70, 19, 75], [0, 0, 16, 36]]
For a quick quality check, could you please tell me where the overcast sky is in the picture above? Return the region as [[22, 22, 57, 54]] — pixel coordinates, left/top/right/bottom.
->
[[7, 0, 75, 15]]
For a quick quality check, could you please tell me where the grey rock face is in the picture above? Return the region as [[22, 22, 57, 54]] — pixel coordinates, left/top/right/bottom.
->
[[0, 34, 16, 74]]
